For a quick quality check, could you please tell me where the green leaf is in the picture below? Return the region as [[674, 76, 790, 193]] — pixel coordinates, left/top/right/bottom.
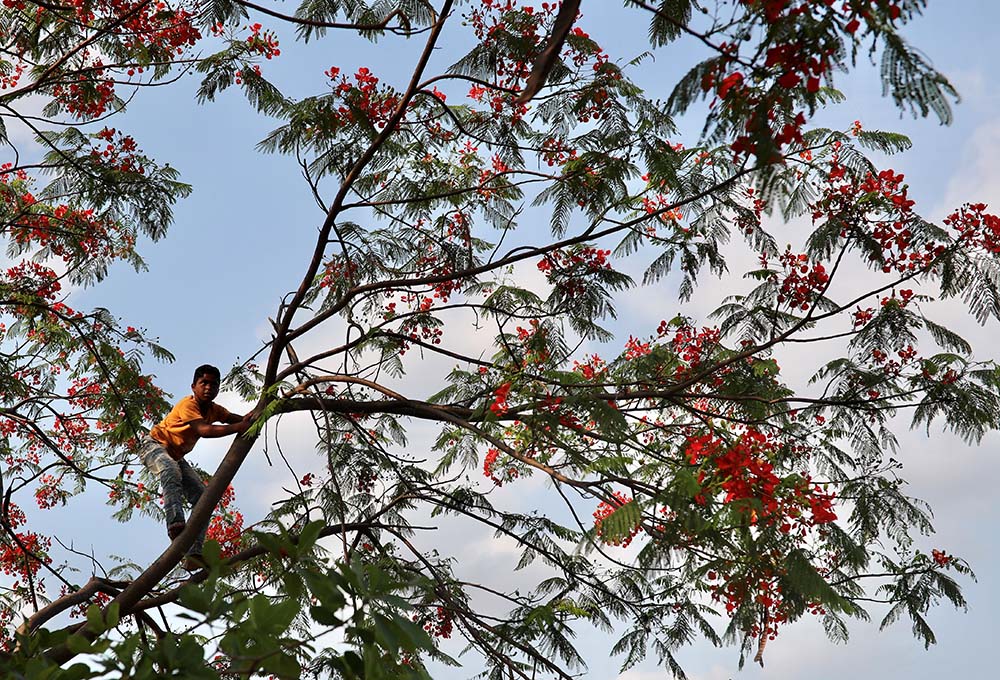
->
[[310, 604, 343, 627], [751, 358, 780, 378], [261, 651, 301, 678], [599, 499, 642, 544], [177, 584, 211, 613], [647, 0, 694, 47], [784, 550, 856, 616], [85, 604, 105, 633], [104, 602, 120, 629], [855, 129, 912, 155], [297, 519, 325, 552], [672, 468, 702, 498], [880, 32, 958, 124]]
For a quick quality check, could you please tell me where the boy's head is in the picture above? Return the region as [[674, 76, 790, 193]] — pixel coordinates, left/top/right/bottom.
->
[[191, 364, 221, 404]]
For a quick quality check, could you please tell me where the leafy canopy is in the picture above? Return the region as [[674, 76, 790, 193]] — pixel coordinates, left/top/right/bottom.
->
[[0, 0, 991, 678]]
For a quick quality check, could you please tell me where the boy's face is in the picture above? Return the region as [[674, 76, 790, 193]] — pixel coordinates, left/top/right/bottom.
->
[[192, 373, 220, 404]]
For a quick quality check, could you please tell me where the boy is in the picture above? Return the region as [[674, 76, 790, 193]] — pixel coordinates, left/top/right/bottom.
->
[[139, 364, 252, 570]]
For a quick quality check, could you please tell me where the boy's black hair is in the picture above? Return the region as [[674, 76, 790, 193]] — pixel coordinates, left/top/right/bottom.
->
[[193, 364, 221, 383]]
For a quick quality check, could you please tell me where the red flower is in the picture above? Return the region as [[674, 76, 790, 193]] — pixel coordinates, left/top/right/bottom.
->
[[490, 382, 512, 416], [931, 549, 951, 567], [778, 71, 801, 89], [593, 492, 640, 547], [483, 448, 503, 485], [808, 492, 837, 525], [718, 72, 744, 99]]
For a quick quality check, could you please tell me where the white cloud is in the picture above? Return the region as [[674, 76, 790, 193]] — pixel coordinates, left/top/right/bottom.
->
[[617, 665, 734, 680], [938, 119, 1000, 214], [2, 93, 48, 153]]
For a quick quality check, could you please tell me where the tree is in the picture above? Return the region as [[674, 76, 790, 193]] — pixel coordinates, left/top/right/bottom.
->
[[0, 0, 994, 677]]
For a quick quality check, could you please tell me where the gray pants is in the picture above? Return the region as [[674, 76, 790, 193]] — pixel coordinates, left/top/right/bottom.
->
[[139, 436, 207, 555]]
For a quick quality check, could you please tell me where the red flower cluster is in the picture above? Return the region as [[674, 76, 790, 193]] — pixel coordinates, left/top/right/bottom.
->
[[623, 335, 652, 360], [0, 503, 52, 581], [483, 446, 519, 487], [206, 485, 245, 558], [537, 247, 611, 275], [356, 464, 379, 494], [868, 342, 919, 377], [92, 127, 147, 174], [539, 137, 579, 167], [234, 64, 261, 85], [772, 248, 829, 310], [11, 204, 119, 262], [397, 316, 443, 348], [851, 306, 874, 328], [593, 491, 640, 548], [50, 59, 116, 119], [79, 1, 202, 55], [483, 447, 502, 485], [709, 571, 794, 646], [245, 23, 280, 60], [572, 354, 607, 381], [67, 376, 103, 410], [490, 382, 513, 417], [43, 1, 201, 118], [682, 425, 842, 643], [944, 202, 1000, 255], [686, 429, 837, 530], [0, 61, 24, 90], [320, 66, 403, 131], [4, 147, 137, 265], [665, 323, 722, 379], [107, 471, 154, 509], [513, 318, 551, 367], [537, 247, 613, 297], [640, 187, 685, 225], [412, 251, 463, 302], [476, 156, 512, 202], [859, 169, 932, 271], [69, 591, 112, 620], [317, 256, 359, 289], [35, 475, 69, 510], [3, 261, 62, 301], [704, 1, 904, 160], [767, 41, 824, 94], [811, 160, 945, 273], [423, 606, 454, 639], [467, 0, 614, 123]]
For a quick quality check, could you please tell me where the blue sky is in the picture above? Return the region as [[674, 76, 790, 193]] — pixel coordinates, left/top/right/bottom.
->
[[16, 1, 1000, 677]]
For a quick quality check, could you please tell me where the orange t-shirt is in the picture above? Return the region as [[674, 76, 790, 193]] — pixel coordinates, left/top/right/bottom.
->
[[149, 395, 232, 459]]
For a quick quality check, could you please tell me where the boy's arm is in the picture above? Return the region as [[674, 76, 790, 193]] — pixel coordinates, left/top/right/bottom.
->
[[191, 418, 250, 438]]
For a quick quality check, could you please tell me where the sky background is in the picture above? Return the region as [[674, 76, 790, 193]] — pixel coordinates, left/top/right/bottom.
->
[[9, 1, 1000, 678]]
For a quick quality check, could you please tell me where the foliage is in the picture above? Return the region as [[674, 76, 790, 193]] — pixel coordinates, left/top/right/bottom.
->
[[0, 0, 991, 677]]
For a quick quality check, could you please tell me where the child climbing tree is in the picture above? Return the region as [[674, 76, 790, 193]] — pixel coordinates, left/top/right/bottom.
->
[[0, 1, 994, 678]]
